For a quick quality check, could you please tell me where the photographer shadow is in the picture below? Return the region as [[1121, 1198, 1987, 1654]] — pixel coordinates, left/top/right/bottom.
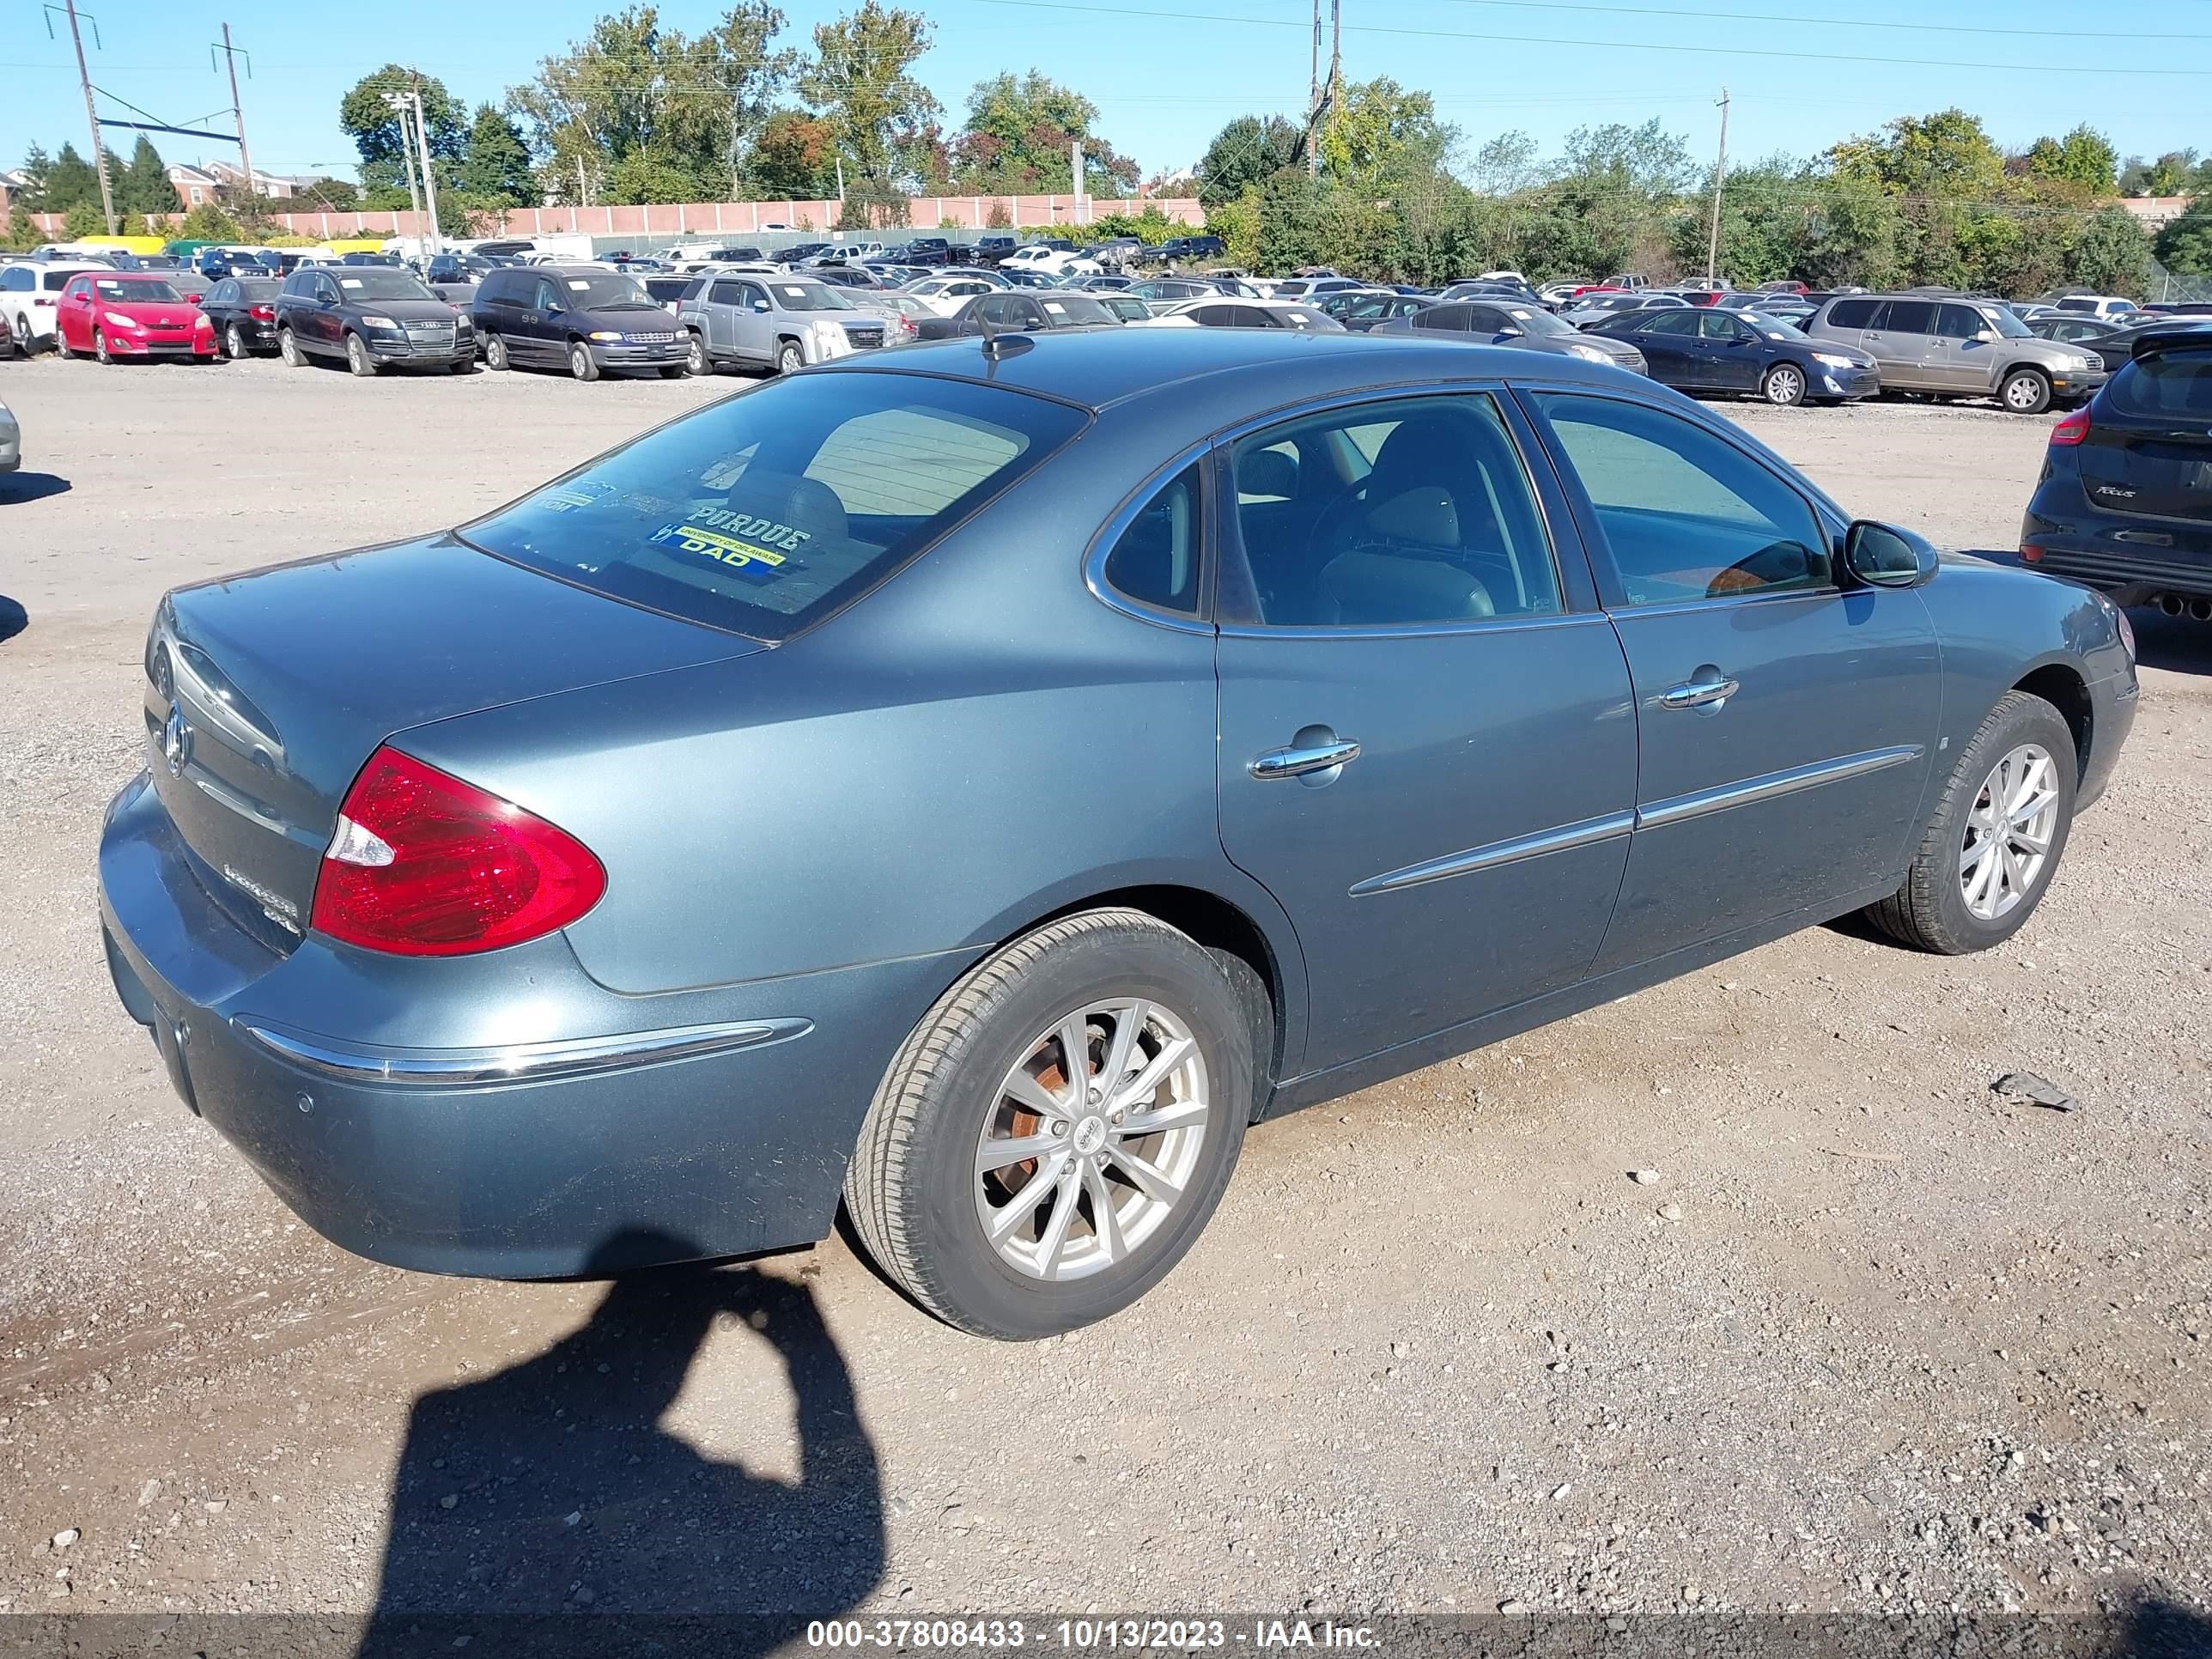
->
[[360, 1230, 884, 1659]]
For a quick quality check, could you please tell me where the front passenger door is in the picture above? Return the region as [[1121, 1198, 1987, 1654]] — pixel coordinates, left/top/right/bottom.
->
[[1523, 391, 1942, 972]]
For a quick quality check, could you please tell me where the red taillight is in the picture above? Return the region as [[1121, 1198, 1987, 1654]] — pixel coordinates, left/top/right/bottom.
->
[[2020, 544, 2044, 562], [2050, 408, 2092, 447], [309, 746, 605, 957], [250, 305, 275, 320]]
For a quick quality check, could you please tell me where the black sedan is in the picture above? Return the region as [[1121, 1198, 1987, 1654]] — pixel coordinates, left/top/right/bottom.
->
[[2029, 315, 2212, 374], [913, 290, 1122, 340], [198, 275, 286, 360], [1371, 298, 1647, 375], [1318, 290, 1432, 332], [1585, 305, 1876, 406]]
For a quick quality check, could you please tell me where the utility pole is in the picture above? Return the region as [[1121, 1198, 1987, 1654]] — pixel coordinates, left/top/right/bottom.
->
[[575, 153, 589, 210], [387, 88, 425, 259], [1307, 0, 1320, 177], [60, 0, 117, 233], [216, 23, 253, 209], [1328, 0, 1341, 121], [835, 153, 845, 204], [409, 84, 442, 255], [1705, 87, 1730, 283]]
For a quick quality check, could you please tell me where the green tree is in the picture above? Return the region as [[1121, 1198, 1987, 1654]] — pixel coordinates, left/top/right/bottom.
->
[[341, 64, 465, 173], [2121, 149, 2197, 197], [951, 70, 1136, 194], [1316, 76, 1451, 196], [798, 1, 939, 197], [5, 204, 40, 249], [40, 143, 105, 214], [177, 201, 243, 240], [113, 135, 172, 218], [2065, 204, 2154, 293], [15, 146, 54, 211], [686, 3, 801, 198], [61, 200, 106, 238], [2154, 198, 2212, 275], [1195, 115, 1302, 207], [456, 104, 536, 205], [2024, 125, 2118, 195], [1831, 108, 2005, 200]]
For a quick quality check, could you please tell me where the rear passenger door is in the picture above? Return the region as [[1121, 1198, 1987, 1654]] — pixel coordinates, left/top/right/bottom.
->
[[1213, 391, 1638, 1076], [1629, 310, 1705, 386], [1522, 391, 1942, 971]]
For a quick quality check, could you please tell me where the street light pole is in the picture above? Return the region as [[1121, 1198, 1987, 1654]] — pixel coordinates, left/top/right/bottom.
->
[[409, 86, 442, 254], [61, 0, 117, 233]]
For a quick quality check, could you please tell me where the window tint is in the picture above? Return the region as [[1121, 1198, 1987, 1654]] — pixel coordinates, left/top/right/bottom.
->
[[1878, 300, 1937, 335], [1533, 393, 1831, 606], [1228, 393, 1560, 627], [1641, 310, 1703, 337], [708, 280, 744, 306], [464, 373, 1085, 641], [2105, 349, 2212, 418], [1411, 305, 1466, 331], [1936, 303, 1986, 341], [1462, 306, 1509, 332], [1103, 464, 1204, 616], [1697, 311, 1748, 341], [1188, 304, 1235, 326], [1826, 298, 1876, 329]]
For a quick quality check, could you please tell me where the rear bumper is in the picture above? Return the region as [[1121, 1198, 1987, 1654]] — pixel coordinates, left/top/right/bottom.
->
[[2021, 493, 2212, 605], [97, 772, 968, 1279]]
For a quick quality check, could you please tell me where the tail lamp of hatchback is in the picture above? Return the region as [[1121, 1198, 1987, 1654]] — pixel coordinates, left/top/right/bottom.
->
[[310, 746, 605, 956]]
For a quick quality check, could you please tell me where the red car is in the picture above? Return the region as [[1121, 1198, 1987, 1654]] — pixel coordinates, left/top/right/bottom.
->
[[55, 272, 216, 364]]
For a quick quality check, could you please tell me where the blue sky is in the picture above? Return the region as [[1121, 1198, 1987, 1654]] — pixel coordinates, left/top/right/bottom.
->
[[6, 0, 2209, 190]]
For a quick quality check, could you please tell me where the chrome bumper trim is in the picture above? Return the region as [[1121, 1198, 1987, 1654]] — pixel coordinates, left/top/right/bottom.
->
[[234, 1016, 812, 1087]]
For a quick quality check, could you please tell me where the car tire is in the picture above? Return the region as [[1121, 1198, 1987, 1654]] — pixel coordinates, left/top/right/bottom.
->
[[1761, 362, 1808, 406], [449, 357, 474, 374], [10, 316, 30, 358], [775, 339, 805, 375], [684, 332, 710, 376], [483, 334, 510, 372], [344, 332, 377, 378], [568, 341, 599, 382], [843, 908, 1254, 1340], [225, 323, 249, 361], [659, 363, 685, 379], [94, 330, 113, 366], [1863, 690, 2076, 956], [2000, 368, 2051, 415], [278, 327, 305, 368]]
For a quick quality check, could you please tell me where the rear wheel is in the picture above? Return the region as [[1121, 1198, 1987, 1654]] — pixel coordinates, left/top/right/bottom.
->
[[344, 332, 377, 377], [10, 315, 30, 358], [483, 334, 510, 372], [225, 323, 249, 361], [1761, 362, 1808, 406], [843, 909, 1253, 1340], [278, 327, 305, 368], [775, 339, 805, 375], [2000, 368, 2051, 415], [568, 340, 599, 381], [1864, 690, 2076, 954]]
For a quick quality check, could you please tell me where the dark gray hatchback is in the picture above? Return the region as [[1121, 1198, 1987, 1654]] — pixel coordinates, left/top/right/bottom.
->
[[100, 331, 2136, 1338]]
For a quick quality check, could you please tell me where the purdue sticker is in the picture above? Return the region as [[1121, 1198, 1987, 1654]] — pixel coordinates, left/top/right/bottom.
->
[[647, 522, 789, 582]]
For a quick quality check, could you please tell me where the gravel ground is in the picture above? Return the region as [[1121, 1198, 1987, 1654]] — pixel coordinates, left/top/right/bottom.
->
[[0, 356, 2207, 1634]]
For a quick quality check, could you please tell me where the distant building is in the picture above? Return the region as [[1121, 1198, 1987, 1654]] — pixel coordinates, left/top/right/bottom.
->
[[167, 160, 336, 210], [0, 168, 33, 214], [167, 162, 223, 208], [2121, 197, 2190, 231]]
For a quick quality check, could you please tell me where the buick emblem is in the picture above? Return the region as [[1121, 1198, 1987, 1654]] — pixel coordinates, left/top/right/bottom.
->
[[162, 705, 191, 776]]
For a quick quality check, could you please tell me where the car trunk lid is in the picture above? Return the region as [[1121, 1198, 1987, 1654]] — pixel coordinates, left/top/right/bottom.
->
[[2077, 343, 2212, 524], [143, 536, 759, 952]]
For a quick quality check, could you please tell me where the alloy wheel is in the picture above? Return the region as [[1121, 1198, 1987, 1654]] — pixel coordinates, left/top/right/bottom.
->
[[686, 334, 708, 375], [2002, 372, 2049, 413], [485, 335, 508, 370], [972, 999, 1211, 1282], [1960, 742, 2059, 922], [1765, 365, 1804, 405], [94, 331, 111, 365], [777, 342, 804, 374], [279, 329, 301, 367]]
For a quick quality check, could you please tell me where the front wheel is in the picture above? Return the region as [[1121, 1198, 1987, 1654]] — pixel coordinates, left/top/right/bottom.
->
[[1864, 690, 2076, 954], [2000, 368, 2051, 415], [843, 909, 1254, 1340], [684, 332, 709, 376], [1761, 362, 1808, 406], [568, 341, 599, 381], [775, 339, 805, 375], [94, 330, 114, 366], [344, 332, 377, 377], [278, 327, 305, 368]]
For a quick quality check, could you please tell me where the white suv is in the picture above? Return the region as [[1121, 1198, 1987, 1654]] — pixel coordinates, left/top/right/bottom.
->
[[2, 261, 112, 354], [2053, 294, 2141, 323]]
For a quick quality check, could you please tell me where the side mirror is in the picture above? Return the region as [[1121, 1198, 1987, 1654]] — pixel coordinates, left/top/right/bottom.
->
[[1842, 520, 1938, 589], [752, 300, 770, 313], [1975, 328, 1997, 343]]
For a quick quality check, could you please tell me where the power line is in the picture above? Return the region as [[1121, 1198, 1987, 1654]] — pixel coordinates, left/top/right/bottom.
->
[[970, 0, 2212, 76]]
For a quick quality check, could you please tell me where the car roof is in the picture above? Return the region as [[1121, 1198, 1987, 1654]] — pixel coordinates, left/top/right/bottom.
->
[[814, 326, 1627, 417]]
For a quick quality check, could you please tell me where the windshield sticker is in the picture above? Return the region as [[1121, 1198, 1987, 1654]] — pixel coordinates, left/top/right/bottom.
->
[[539, 479, 616, 514], [1042, 301, 1066, 313], [568, 279, 591, 290], [648, 521, 793, 580], [781, 286, 807, 297], [339, 278, 363, 289]]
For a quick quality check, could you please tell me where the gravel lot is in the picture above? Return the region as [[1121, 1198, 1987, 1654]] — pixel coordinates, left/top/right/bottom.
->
[[0, 355, 2207, 1637]]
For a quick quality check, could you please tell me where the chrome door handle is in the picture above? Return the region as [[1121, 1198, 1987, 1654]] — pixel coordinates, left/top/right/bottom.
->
[[1661, 674, 1739, 710], [1249, 738, 1362, 780]]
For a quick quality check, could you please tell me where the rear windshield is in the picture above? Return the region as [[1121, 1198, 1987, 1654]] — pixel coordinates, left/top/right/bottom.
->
[[460, 373, 1087, 640], [2104, 349, 2212, 418]]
